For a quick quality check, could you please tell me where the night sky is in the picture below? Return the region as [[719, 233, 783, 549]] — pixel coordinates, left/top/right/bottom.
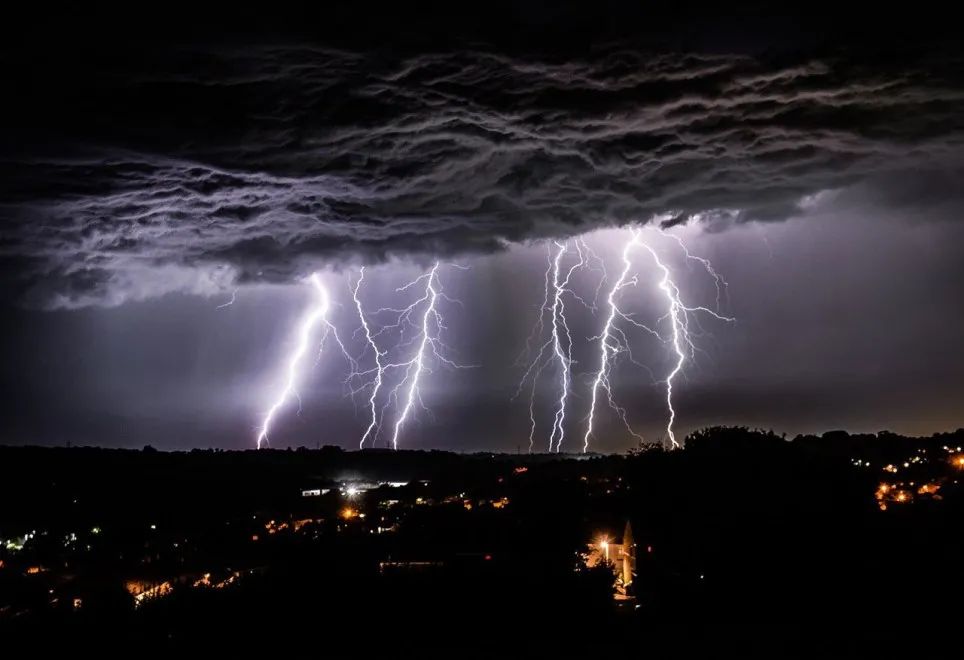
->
[[1, 2, 962, 451]]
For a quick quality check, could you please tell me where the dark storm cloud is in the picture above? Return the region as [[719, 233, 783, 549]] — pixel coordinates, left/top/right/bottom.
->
[[2, 41, 963, 306]]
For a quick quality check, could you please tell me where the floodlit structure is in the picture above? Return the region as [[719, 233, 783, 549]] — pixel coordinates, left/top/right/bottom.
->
[[587, 520, 636, 596]]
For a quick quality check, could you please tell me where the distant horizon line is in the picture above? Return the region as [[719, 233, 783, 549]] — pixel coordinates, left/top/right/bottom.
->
[[2, 425, 962, 455]]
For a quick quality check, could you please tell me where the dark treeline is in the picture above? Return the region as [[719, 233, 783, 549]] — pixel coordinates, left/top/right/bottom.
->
[[1, 426, 962, 656]]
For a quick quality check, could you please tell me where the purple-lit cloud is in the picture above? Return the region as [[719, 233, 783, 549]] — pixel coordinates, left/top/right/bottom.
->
[[3, 47, 963, 307]]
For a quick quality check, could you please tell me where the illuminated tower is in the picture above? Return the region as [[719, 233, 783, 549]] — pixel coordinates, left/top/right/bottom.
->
[[619, 520, 635, 589]]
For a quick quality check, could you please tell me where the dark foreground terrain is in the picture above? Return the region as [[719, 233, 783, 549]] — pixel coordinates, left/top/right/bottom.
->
[[2, 427, 963, 657]]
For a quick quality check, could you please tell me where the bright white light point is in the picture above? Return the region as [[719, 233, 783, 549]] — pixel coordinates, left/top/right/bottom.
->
[[256, 274, 332, 449]]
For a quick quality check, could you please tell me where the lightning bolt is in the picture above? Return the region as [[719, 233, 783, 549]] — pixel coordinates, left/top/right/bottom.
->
[[583, 229, 653, 453], [256, 273, 351, 449], [549, 241, 588, 452], [582, 227, 734, 452], [638, 237, 735, 448], [350, 267, 386, 449], [372, 262, 469, 450], [215, 289, 238, 309], [514, 246, 556, 453], [516, 241, 595, 453], [658, 229, 729, 311]]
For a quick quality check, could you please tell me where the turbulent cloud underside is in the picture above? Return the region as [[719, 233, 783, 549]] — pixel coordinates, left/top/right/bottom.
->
[[2, 47, 963, 306]]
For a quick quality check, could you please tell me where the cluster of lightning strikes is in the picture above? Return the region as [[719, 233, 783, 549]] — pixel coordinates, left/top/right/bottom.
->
[[350, 267, 384, 449], [636, 235, 735, 448], [350, 262, 470, 450], [514, 240, 595, 452], [257, 226, 730, 452], [520, 226, 734, 453], [517, 237, 611, 453], [258, 263, 467, 450], [256, 274, 352, 449]]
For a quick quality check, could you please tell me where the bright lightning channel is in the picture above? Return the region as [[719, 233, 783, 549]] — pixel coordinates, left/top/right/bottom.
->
[[374, 262, 469, 450], [582, 227, 733, 452], [583, 228, 650, 453], [638, 235, 734, 448], [515, 241, 593, 453], [659, 229, 729, 311], [256, 274, 350, 449], [216, 289, 238, 309], [548, 241, 587, 452], [350, 267, 386, 449], [514, 245, 556, 453]]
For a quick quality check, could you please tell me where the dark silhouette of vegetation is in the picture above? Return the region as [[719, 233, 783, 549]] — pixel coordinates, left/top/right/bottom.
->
[[1, 426, 962, 656]]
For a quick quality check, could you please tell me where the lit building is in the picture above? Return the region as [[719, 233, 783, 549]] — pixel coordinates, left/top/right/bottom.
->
[[125, 579, 173, 607], [587, 521, 636, 597]]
